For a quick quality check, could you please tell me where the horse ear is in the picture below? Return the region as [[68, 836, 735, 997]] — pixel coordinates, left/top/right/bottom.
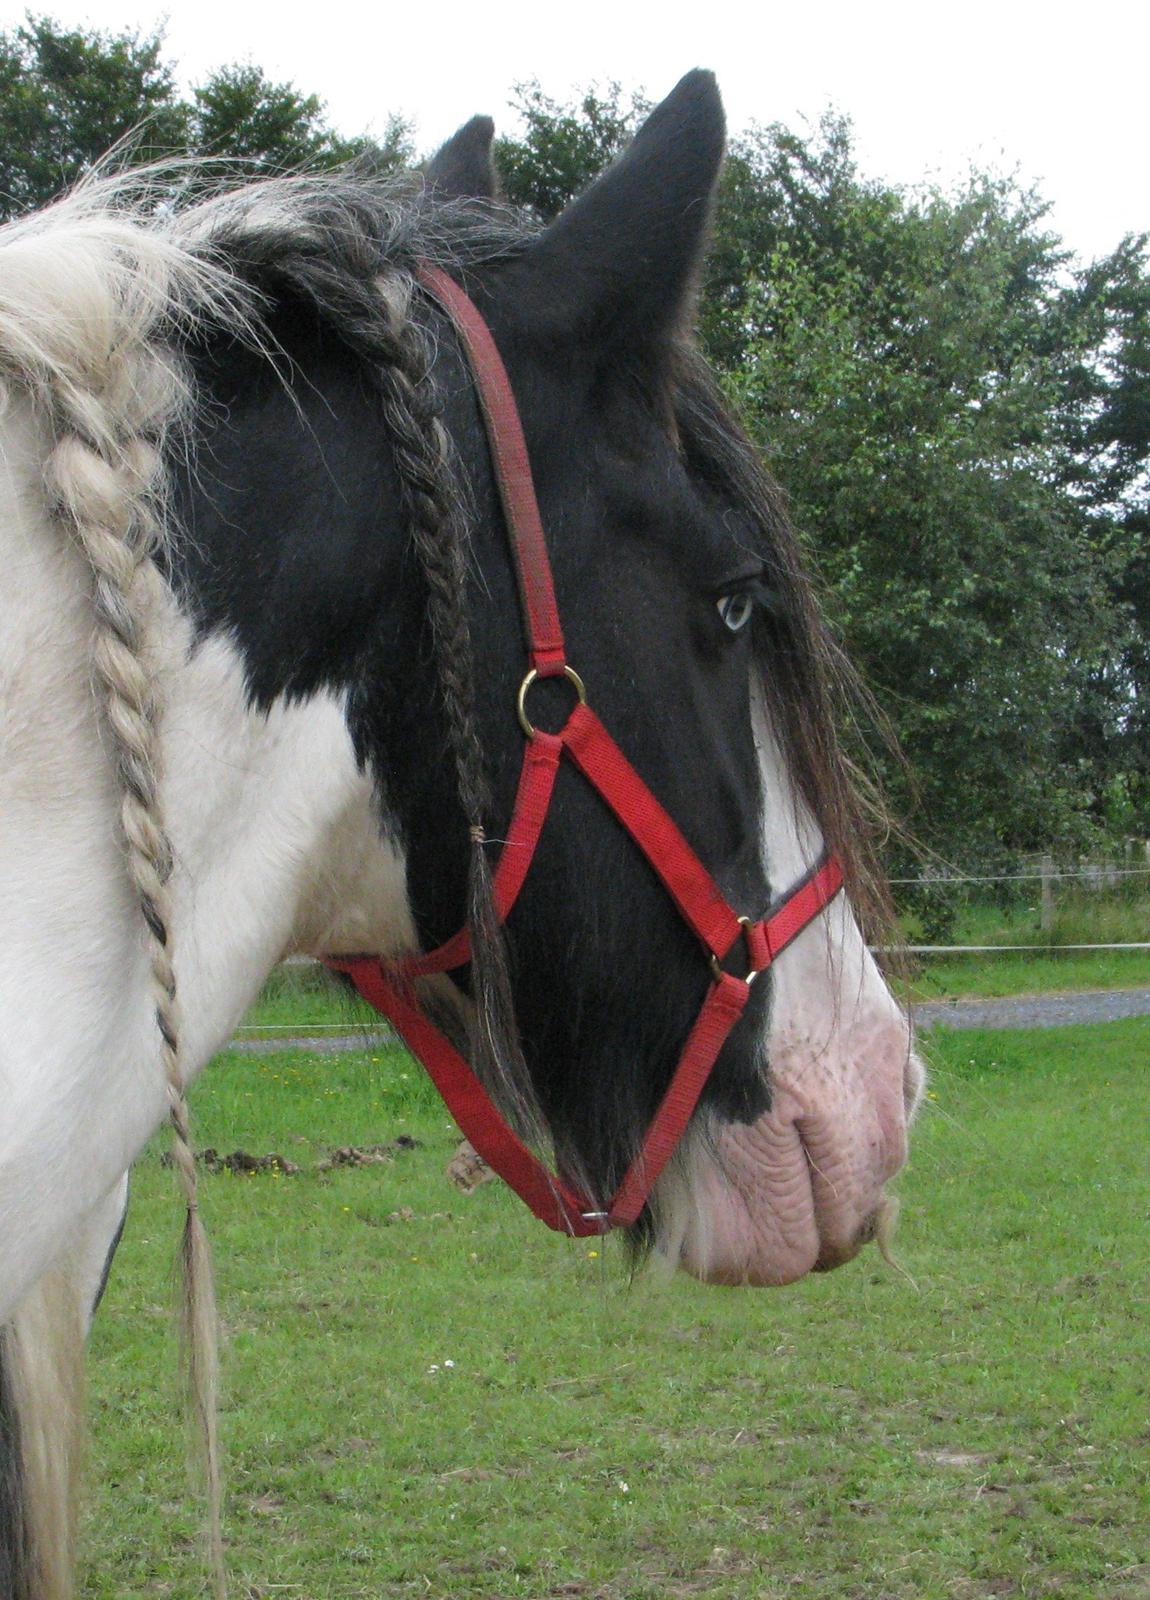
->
[[519, 70, 725, 352], [425, 115, 499, 200]]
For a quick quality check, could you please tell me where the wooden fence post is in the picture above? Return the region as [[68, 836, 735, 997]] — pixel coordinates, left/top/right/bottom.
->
[[1040, 853, 1055, 934]]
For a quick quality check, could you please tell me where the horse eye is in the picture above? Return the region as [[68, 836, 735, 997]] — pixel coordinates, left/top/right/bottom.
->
[[717, 591, 754, 633]]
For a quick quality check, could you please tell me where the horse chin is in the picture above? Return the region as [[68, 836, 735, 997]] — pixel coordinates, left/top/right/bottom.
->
[[657, 1024, 923, 1288]]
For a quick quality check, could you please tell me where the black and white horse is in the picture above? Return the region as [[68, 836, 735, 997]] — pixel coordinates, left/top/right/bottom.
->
[[0, 72, 921, 1597]]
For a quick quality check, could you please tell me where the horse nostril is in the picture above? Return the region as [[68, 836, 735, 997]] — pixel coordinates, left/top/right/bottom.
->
[[855, 1211, 879, 1246]]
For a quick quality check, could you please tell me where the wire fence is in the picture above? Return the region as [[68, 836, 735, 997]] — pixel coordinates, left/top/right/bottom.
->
[[891, 848, 1149, 953], [889, 867, 1150, 885], [890, 943, 1150, 955]]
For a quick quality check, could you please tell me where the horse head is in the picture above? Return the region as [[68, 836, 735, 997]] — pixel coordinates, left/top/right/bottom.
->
[[0, 69, 926, 1597]]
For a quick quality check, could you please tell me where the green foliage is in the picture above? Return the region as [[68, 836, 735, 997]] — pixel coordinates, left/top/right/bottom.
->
[[189, 64, 334, 169], [0, 14, 186, 217], [723, 133, 1118, 858], [494, 80, 645, 218], [189, 63, 412, 176], [0, 13, 411, 219]]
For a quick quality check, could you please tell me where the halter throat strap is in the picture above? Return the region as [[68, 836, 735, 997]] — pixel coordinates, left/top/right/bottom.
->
[[327, 264, 844, 1237]]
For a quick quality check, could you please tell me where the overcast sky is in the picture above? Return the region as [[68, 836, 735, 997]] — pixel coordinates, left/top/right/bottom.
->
[[12, 0, 1147, 262]]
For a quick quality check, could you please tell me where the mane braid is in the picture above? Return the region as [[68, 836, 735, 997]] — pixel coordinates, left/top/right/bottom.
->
[[43, 359, 226, 1600], [198, 200, 544, 1147], [372, 291, 540, 1143]]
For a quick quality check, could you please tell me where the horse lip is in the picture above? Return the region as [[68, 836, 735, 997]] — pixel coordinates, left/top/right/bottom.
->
[[855, 1208, 880, 1245]]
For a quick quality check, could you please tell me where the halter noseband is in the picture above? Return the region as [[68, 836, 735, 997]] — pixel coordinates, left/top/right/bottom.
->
[[327, 264, 844, 1237]]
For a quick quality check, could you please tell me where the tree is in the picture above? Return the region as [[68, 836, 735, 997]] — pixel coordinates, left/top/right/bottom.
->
[[495, 81, 644, 218], [188, 64, 412, 177], [0, 15, 186, 218], [0, 15, 412, 220], [723, 129, 1126, 860], [189, 65, 336, 170], [1049, 233, 1150, 831]]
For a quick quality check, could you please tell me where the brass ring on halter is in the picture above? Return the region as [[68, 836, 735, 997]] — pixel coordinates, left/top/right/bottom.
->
[[517, 664, 587, 738]]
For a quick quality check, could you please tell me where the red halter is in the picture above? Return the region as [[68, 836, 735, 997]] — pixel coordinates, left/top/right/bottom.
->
[[327, 264, 844, 1237]]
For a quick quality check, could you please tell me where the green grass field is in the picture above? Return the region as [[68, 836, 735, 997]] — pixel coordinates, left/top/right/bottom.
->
[[82, 1019, 1150, 1598], [904, 948, 1150, 1001]]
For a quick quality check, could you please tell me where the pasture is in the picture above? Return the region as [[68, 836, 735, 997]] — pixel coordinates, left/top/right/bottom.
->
[[83, 1018, 1149, 1598]]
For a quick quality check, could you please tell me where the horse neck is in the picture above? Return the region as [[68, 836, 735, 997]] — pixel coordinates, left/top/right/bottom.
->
[[0, 400, 414, 1318], [156, 616, 417, 1070]]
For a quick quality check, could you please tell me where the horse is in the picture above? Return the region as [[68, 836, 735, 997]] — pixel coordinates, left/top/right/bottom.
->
[[0, 70, 922, 1598]]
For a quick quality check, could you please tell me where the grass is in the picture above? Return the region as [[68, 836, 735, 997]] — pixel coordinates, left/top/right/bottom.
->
[[82, 1019, 1150, 1598], [902, 948, 1150, 1001], [895, 880, 1150, 1001], [239, 963, 375, 1033]]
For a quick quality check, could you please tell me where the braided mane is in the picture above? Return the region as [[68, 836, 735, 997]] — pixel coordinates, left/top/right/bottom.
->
[[0, 182, 248, 1597]]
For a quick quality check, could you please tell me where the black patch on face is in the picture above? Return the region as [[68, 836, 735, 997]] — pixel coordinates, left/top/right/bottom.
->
[[456, 283, 777, 1167]]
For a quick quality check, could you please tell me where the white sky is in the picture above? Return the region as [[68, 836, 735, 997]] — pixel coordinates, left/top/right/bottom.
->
[[9, 0, 1148, 263]]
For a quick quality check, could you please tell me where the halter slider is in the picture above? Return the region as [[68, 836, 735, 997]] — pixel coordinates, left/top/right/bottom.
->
[[709, 915, 763, 986]]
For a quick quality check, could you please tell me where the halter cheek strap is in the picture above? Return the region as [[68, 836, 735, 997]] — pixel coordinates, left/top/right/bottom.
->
[[326, 264, 844, 1237]]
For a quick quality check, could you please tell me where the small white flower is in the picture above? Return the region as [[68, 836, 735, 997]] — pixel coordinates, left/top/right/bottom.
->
[[617, 1480, 629, 1494], [444, 1359, 456, 1369], [427, 1364, 440, 1374]]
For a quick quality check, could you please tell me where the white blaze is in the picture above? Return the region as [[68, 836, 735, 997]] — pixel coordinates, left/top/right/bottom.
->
[[665, 682, 923, 1285]]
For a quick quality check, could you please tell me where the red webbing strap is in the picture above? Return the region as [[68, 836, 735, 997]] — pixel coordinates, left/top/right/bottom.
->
[[744, 854, 844, 971], [333, 955, 602, 1235], [607, 973, 749, 1227], [417, 264, 567, 678], [561, 701, 743, 960], [331, 958, 751, 1235], [403, 732, 563, 977]]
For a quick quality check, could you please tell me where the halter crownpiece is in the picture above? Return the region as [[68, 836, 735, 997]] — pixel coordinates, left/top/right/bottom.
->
[[327, 264, 844, 1236]]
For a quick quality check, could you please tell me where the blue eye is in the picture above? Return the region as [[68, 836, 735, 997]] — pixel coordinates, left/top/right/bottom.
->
[[717, 591, 754, 632]]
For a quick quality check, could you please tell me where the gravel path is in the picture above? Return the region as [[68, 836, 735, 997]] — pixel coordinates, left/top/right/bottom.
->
[[910, 986, 1150, 1031], [230, 987, 1150, 1054], [232, 1030, 393, 1054]]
